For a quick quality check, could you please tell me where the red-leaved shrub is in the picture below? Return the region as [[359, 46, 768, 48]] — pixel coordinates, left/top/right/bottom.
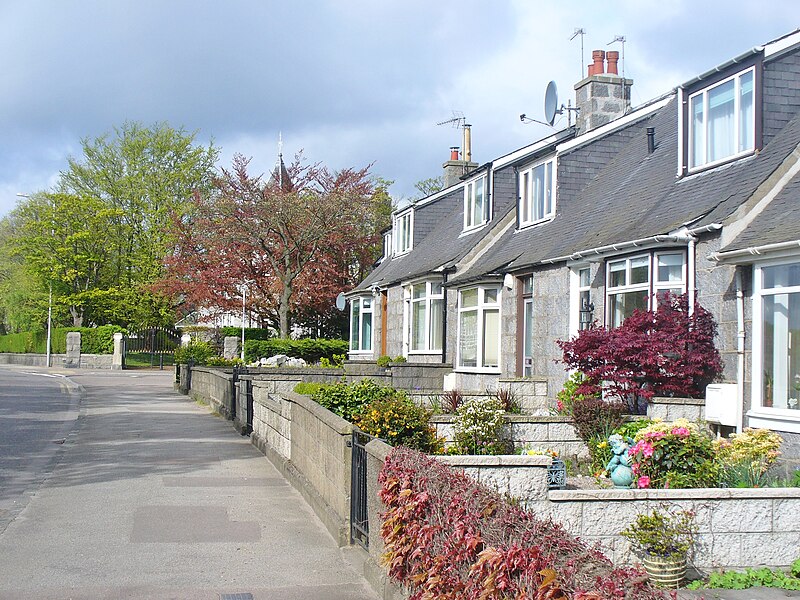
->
[[379, 446, 672, 600], [558, 293, 722, 403]]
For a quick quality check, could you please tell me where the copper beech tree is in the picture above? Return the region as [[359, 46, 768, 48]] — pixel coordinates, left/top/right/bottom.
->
[[161, 154, 388, 338]]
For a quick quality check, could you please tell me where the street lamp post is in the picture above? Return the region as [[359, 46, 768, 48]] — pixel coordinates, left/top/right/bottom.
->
[[17, 193, 53, 368], [241, 283, 246, 363]]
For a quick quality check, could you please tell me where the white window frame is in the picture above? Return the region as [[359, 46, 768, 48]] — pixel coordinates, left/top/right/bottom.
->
[[349, 296, 373, 353], [605, 251, 687, 327], [394, 210, 413, 256], [518, 156, 556, 228], [456, 285, 501, 372], [750, 259, 800, 431], [688, 66, 756, 171], [521, 276, 534, 377], [569, 266, 593, 338], [405, 281, 444, 354], [464, 175, 488, 231], [383, 231, 392, 260]]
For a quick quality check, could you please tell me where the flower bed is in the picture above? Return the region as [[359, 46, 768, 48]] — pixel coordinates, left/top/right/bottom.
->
[[379, 446, 669, 599]]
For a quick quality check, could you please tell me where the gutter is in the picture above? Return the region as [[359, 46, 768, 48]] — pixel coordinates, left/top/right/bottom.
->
[[679, 48, 762, 89], [710, 239, 800, 263], [538, 224, 722, 266]]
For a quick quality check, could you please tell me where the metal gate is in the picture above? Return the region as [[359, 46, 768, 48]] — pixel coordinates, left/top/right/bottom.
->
[[232, 365, 254, 435], [349, 429, 376, 549], [124, 326, 181, 369]]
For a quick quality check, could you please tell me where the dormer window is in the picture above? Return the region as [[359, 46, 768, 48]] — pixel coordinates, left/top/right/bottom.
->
[[382, 231, 392, 260], [519, 157, 555, 228], [464, 175, 488, 230], [688, 66, 756, 170], [394, 210, 413, 255]]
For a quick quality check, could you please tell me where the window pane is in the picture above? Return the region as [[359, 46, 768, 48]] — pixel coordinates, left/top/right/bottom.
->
[[459, 310, 478, 367], [763, 264, 800, 289], [482, 309, 500, 368], [473, 178, 485, 225], [657, 253, 684, 283], [461, 288, 478, 308], [739, 70, 754, 153], [430, 282, 443, 296], [708, 79, 735, 163], [579, 267, 590, 288], [690, 94, 704, 168], [545, 160, 553, 216], [523, 276, 533, 295], [483, 288, 498, 304], [412, 284, 425, 299], [630, 256, 650, 285], [350, 301, 360, 349], [520, 172, 530, 223], [532, 163, 545, 221], [762, 291, 800, 410], [609, 290, 648, 328], [411, 301, 426, 351], [609, 260, 627, 287], [430, 298, 443, 351], [361, 311, 372, 351], [362, 297, 372, 309], [524, 299, 534, 359]]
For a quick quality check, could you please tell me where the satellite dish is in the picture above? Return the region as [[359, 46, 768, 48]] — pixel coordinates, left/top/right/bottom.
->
[[335, 292, 346, 311], [544, 81, 559, 126]]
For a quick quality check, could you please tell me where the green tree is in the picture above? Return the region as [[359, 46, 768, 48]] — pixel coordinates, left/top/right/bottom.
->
[[413, 175, 444, 198], [1, 122, 218, 331]]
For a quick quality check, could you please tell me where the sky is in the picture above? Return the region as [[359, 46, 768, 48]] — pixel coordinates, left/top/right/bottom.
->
[[1, 0, 799, 218]]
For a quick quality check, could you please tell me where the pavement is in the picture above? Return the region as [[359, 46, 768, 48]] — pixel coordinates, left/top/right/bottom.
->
[[0, 366, 378, 600]]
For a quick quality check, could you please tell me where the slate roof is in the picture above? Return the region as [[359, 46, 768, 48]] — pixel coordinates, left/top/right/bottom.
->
[[721, 168, 800, 252], [448, 97, 800, 284], [350, 186, 498, 292]]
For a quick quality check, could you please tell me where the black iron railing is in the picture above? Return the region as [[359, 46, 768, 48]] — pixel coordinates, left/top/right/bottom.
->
[[349, 428, 376, 549]]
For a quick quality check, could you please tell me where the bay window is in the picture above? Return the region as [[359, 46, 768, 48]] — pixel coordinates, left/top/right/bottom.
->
[[464, 175, 488, 230], [408, 281, 444, 353], [754, 261, 800, 412], [458, 286, 500, 370], [688, 67, 755, 170], [519, 157, 555, 227], [607, 251, 686, 327], [349, 296, 373, 352]]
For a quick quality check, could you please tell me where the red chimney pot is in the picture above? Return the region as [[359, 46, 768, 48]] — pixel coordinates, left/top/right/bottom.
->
[[450, 147, 460, 161], [607, 50, 619, 75], [592, 50, 605, 76]]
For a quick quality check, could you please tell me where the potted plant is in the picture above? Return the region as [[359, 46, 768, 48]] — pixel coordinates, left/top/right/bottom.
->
[[520, 446, 566, 490], [620, 504, 696, 589]]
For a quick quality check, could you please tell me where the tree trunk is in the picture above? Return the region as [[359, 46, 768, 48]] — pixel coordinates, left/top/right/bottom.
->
[[69, 305, 83, 328], [278, 280, 292, 339]]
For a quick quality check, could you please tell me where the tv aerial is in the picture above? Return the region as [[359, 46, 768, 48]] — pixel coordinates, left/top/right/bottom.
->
[[437, 110, 466, 129]]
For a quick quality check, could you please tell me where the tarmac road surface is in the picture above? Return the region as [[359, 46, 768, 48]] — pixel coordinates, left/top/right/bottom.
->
[[0, 366, 378, 600]]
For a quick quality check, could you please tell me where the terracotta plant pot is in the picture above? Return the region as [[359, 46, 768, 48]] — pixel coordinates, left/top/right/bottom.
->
[[642, 553, 687, 589]]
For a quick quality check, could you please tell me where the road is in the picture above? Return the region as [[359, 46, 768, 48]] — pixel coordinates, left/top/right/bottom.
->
[[0, 366, 377, 600], [0, 368, 81, 534]]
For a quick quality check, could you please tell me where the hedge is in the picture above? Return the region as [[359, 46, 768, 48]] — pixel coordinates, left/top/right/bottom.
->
[[380, 447, 669, 600], [0, 325, 126, 354], [219, 327, 273, 341], [244, 338, 348, 364]]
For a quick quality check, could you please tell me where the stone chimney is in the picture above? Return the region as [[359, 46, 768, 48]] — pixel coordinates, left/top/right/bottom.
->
[[574, 49, 632, 135], [442, 124, 479, 187]]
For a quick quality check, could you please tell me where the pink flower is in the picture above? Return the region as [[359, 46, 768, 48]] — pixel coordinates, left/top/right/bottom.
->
[[637, 476, 651, 488], [556, 400, 564, 412], [632, 440, 655, 458], [645, 431, 666, 440], [671, 427, 690, 437]]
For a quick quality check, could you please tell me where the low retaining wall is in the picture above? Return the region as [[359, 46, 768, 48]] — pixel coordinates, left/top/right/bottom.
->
[[431, 414, 588, 459], [188, 367, 235, 419], [0, 352, 113, 369], [250, 385, 354, 546], [539, 487, 800, 572]]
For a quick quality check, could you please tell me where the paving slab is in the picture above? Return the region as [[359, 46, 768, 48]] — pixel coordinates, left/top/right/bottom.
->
[[0, 368, 378, 600]]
